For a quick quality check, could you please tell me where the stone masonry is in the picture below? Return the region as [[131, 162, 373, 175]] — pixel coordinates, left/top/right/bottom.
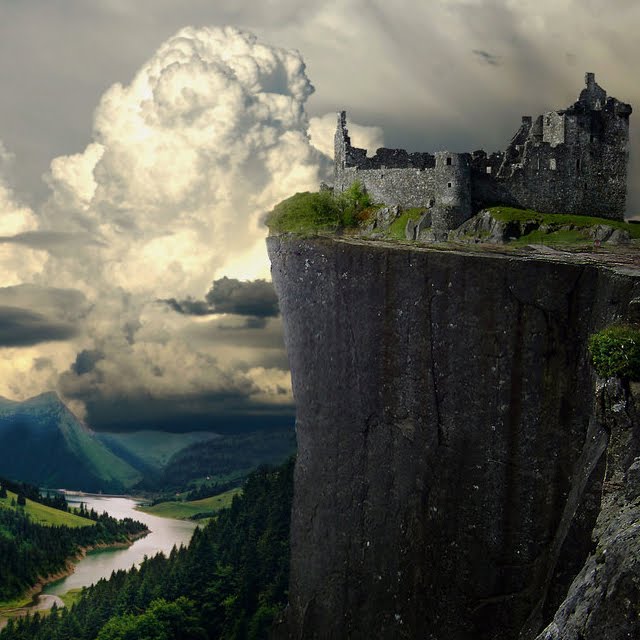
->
[[334, 73, 632, 239]]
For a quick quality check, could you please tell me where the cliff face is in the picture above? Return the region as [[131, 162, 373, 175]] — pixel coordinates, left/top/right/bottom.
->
[[268, 235, 640, 640]]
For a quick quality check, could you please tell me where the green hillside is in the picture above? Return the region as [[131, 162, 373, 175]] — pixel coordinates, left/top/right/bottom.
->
[[98, 430, 220, 472], [0, 393, 141, 492], [137, 487, 242, 520], [152, 426, 296, 490], [0, 490, 95, 528]]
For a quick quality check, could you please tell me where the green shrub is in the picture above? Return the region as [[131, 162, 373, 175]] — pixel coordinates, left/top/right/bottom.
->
[[336, 181, 373, 227], [266, 191, 340, 233], [266, 182, 373, 233], [588, 325, 640, 380]]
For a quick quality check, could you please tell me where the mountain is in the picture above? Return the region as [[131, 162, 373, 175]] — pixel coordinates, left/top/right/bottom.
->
[[0, 392, 141, 492], [96, 430, 221, 474], [153, 427, 296, 489]]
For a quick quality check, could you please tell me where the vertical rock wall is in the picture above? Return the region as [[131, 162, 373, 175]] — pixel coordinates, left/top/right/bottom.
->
[[268, 235, 640, 640]]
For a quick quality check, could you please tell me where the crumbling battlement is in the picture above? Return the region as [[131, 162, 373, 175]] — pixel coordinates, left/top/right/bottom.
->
[[334, 73, 632, 238]]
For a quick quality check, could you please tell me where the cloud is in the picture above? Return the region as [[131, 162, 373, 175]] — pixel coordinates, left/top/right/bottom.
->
[[162, 276, 279, 324], [0, 143, 46, 287], [308, 113, 384, 158], [0, 231, 103, 253], [206, 277, 279, 317], [71, 349, 105, 375], [472, 49, 501, 66], [0, 306, 77, 347], [0, 26, 319, 427]]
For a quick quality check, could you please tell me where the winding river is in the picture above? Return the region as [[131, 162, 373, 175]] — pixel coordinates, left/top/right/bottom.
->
[[43, 495, 197, 595], [0, 496, 197, 630]]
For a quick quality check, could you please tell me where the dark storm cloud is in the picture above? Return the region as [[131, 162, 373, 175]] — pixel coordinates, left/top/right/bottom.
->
[[0, 306, 77, 347], [472, 49, 501, 66], [162, 277, 279, 320], [61, 388, 295, 433], [72, 349, 105, 375], [206, 277, 279, 318], [162, 297, 212, 316], [0, 285, 89, 323], [0, 231, 104, 252]]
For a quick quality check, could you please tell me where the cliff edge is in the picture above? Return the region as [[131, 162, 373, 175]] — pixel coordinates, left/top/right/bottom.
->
[[268, 235, 640, 640]]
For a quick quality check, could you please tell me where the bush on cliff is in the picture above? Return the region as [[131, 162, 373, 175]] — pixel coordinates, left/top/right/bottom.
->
[[588, 325, 640, 380], [266, 182, 373, 233]]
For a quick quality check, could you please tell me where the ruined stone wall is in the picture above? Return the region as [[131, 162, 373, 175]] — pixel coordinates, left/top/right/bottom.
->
[[334, 74, 631, 227], [339, 165, 439, 209], [498, 101, 630, 220]]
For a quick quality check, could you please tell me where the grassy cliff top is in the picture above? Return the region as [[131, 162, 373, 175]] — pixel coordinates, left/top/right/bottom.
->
[[487, 206, 640, 239], [266, 183, 375, 234]]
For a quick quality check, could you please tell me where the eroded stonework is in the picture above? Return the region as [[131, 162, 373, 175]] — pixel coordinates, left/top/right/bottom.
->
[[334, 73, 632, 238]]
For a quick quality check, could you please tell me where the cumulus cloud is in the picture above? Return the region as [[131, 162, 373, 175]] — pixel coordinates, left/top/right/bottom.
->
[[0, 27, 306, 424], [0, 26, 323, 428], [0, 143, 46, 287]]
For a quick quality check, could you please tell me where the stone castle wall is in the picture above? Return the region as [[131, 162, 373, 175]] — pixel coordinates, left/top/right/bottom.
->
[[334, 73, 632, 231]]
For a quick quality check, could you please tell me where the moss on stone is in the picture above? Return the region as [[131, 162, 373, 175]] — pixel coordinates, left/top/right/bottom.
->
[[386, 208, 427, 239]]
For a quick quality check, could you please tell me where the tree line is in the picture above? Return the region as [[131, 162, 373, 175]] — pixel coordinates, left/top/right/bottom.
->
[[0, 507, 147, 602]]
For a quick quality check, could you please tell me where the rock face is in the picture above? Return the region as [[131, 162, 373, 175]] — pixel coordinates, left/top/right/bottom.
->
[[267, 235, 640, 640], [536, 381, 640, 640]]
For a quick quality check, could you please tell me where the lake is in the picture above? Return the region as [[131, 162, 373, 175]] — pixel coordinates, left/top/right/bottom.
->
[[43, 495, 197, 596]]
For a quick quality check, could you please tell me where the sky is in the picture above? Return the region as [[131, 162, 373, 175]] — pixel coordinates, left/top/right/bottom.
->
[[0, 0, 638, 432]]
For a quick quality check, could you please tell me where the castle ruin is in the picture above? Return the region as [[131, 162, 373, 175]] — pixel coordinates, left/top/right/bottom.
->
[[334, 73, 632, 239]]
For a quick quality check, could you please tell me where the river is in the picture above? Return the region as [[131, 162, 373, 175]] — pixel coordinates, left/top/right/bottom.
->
[[43, 495, 197, 596]]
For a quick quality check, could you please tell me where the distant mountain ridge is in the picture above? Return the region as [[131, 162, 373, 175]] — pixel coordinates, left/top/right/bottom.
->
[[0, 392, 141, 492]]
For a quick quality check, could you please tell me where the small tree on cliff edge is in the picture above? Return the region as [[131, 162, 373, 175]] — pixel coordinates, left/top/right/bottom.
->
[[16, 493, 26, 507], [589, 325, 640, 381]]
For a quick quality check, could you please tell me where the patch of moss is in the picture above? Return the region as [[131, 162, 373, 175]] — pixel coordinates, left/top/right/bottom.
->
[[487, 207, 640, 239], [588, 325, 640, 380], [513, 228, 588, 246], [386, 208, 427, 240]]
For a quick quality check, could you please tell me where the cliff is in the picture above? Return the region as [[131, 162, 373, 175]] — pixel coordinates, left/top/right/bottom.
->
[[267, 235, 640, 640]]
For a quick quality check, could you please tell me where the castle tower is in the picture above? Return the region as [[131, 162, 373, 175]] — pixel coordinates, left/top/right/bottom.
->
[[432, 152, 472, 240], [579, 72, 607, 110], [334, 111, 350, 192]]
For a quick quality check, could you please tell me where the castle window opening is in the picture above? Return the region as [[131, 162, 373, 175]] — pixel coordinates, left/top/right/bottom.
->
[[447, 182, 452, 188], [576, 158, 581, 174], [549, 158, 557, 171], [486, 166, 492, 174], [446, 157, 452, 166]]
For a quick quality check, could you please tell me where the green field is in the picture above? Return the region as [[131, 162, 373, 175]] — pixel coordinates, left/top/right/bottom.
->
[[137, 488, 242, 520], [60, 588, 83, 608], [0, 491, 95, 528]]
